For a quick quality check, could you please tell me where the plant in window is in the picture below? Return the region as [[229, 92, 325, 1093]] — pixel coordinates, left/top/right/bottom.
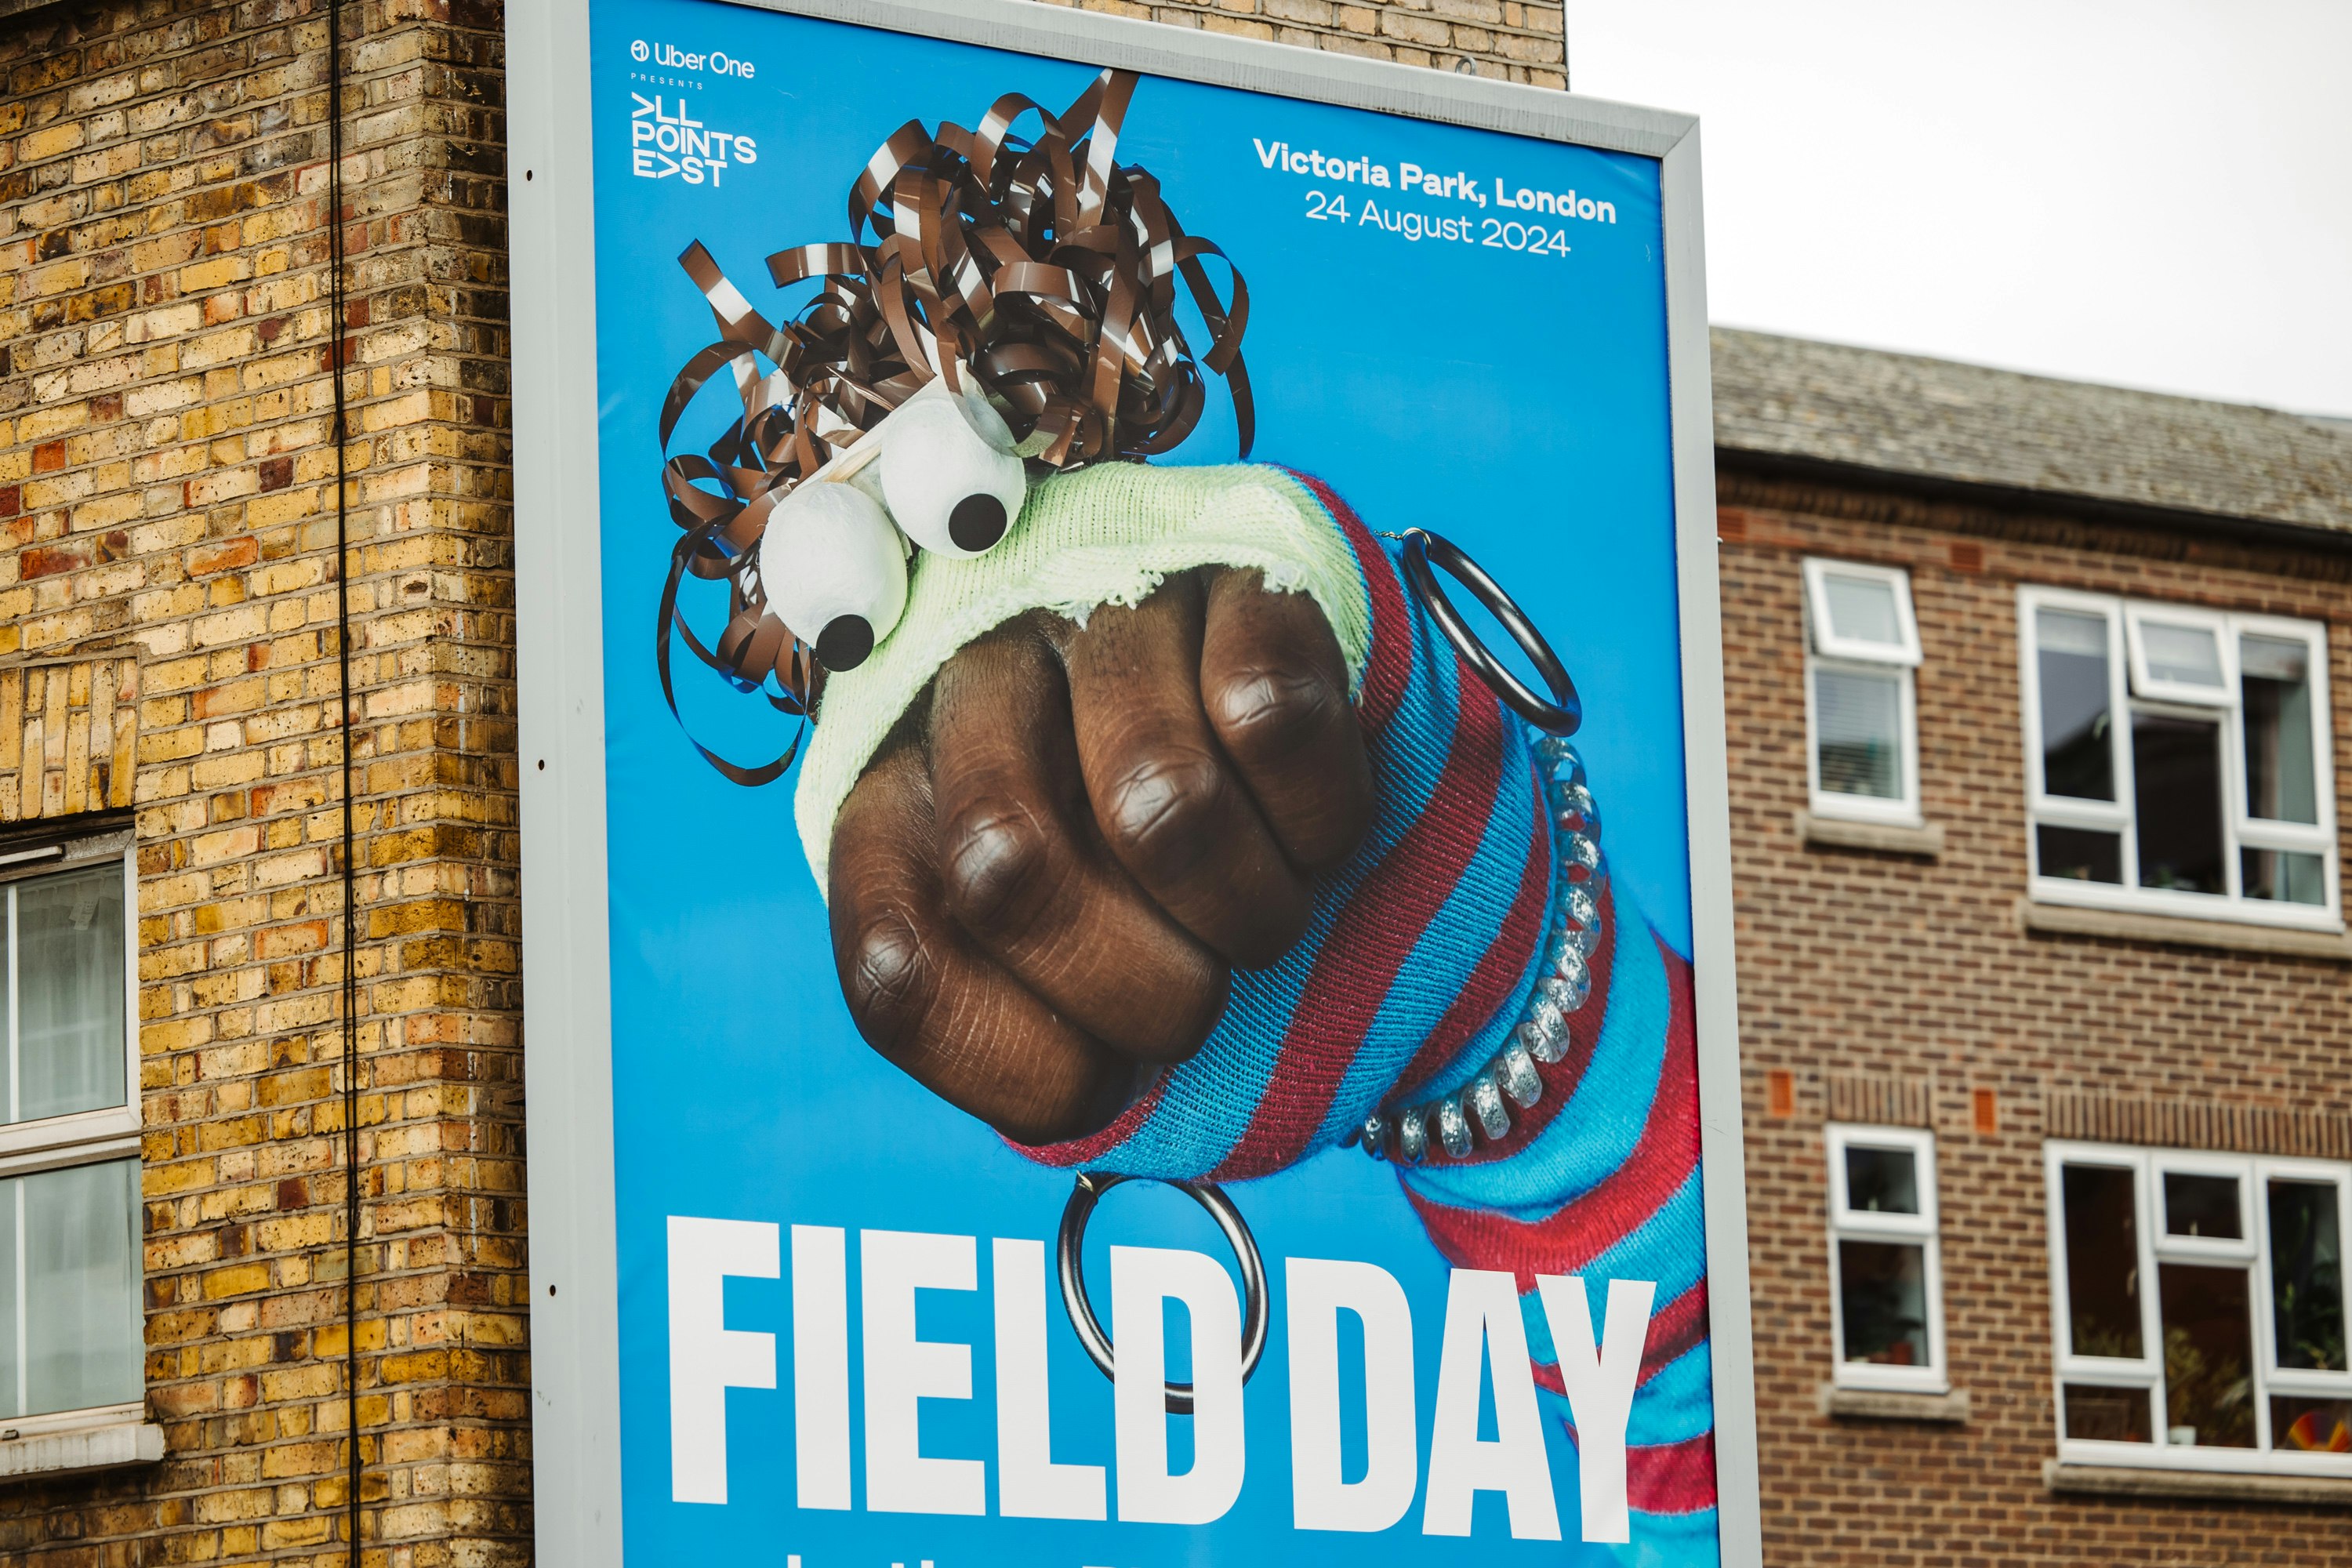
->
[[2272, 1181, 2347, 1372], [2163, 1324, 2255, 1448], [2048, 1145, 2352, 1474]]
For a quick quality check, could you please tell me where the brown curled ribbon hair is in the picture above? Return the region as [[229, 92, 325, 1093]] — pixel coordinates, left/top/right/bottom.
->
[[654, 67, 1253, 785]]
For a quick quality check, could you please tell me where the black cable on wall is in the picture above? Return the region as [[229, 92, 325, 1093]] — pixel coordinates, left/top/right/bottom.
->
[[324, 0, 363, 1559]]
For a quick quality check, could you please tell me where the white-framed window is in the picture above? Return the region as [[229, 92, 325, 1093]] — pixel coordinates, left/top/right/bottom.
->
[[2044, 1142, 2351, 1477], [1828, 1123, 1945, 1392], [2018, 587, 2339, 929], [1802, 559, 1922, 824], [0, 827, 143, 1433]]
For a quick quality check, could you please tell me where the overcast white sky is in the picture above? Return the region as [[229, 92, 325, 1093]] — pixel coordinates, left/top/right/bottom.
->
[[1566, 0, 2352, 416]]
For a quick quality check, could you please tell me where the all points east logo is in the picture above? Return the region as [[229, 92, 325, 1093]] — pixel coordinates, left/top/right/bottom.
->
[[624, 38, 758, 187], [628, 93, 758, 187]]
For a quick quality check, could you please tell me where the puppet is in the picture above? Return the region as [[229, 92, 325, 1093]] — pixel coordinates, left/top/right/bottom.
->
[[652, 67, 1719, 1551]]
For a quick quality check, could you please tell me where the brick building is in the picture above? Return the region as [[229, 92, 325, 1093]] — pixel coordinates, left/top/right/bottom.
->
[[0, 0, 1560, 1563], [1715, 327, 2352, 1559], [0, 0, 2346, 1564]]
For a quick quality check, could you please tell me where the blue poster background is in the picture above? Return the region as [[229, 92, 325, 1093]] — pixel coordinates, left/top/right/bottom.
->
[[585, 1, 1704, 1560]]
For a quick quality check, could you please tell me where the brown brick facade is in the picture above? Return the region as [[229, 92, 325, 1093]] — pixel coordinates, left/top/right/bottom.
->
[[0, 0, 1563, 1561], [0, 0, 521, 1560], [1033, 0, 1566, 85], [1722, 470, 2352, 1563], [6, 0, 2344, 1561]]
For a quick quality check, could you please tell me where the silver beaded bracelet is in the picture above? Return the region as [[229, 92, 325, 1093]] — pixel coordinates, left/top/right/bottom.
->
[[1356, 731, 1602, 1165]]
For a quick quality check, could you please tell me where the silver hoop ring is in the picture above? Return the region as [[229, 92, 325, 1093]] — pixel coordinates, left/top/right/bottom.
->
[[1399, 527, 1581, 735], [1055, 1172, 1270, 1415]]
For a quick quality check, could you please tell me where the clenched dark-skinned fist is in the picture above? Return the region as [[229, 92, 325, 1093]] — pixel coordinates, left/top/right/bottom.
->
[[826, 568, 1376, 1145]]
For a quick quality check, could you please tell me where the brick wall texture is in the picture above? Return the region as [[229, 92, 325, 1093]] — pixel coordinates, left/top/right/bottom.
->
[[0, 0, 1558, 1563], [1033, 0, 1566, 85], [5, 0, 2347, 1562], [1721, 469, 2352, 1565], [0, 0, 520, 1561]]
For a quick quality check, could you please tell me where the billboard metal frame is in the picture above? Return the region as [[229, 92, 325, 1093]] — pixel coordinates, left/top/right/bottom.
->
[[506, 0, 1756, 1559]]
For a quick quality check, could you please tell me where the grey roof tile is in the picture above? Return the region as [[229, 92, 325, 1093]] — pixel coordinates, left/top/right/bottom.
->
[[1710, 328, 2352, 537]]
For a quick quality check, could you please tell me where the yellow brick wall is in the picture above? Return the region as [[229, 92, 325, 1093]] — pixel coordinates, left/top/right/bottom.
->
[[1037, 0, 1567, 85], [0, 654, 140, 818], [2, 0, 521, 1561], [0, 0, 1555, 1561]]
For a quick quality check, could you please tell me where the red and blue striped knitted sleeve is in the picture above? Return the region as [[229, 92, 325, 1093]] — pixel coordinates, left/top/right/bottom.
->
[[1014, 470, 1719, 1550]]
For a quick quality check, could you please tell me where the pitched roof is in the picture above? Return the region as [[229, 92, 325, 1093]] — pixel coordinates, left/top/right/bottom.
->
[[1709, 328, 2352, 539]]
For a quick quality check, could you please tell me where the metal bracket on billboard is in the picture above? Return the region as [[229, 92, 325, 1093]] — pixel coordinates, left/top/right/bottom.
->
[[1056, 1172, 1269, 1414], [1398, 527, 1582, 736]]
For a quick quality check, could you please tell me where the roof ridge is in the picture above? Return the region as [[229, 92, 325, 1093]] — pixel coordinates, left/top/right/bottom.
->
[[1709, 328, 2352, 538]]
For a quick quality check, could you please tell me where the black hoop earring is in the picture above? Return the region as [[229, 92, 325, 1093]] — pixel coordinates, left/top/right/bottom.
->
[[1055, 1173, 1269, 1414], [1398, 528, 1581, 736]]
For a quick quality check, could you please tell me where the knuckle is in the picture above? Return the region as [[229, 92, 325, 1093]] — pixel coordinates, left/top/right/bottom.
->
[[1102, 748, 1229, 873], [1207, 662, 1342, 765], [835, 906, 934, 1050], [939, 802, 1061, 933]]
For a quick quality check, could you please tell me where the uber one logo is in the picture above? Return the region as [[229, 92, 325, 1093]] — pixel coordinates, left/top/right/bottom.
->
[[631, 38, 757, 76], [630, 95, 757, 187]]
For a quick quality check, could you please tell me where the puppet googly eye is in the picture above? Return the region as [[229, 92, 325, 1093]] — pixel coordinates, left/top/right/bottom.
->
[[877, 382, 1028, 559], [757, 481, 909, 672]]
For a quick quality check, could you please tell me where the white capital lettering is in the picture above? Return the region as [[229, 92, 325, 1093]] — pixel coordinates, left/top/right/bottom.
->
[[790, 1225, 851, 1509], [994, 1237, 1108, 1519], [1536, 1275, 1655, 1544], [861, 1229, 986, 1515], [1112, 1245, 1246, 1524], [1286, 1257, 1417, 1532], [667, 1216, 779, 1505], [1422, 1269, 1560, 1541]]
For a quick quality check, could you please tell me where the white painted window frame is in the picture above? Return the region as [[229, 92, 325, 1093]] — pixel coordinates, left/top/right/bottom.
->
[[1803, 559, 1922, 826], [1803, 557, 1922, 666], [2122, 603, 2234, 708], [0, 832, 144, 1436], [2018, 587, 2341, 931], [1827, 1123, 1946, 1393], [2043, 1140, 2352, 1478]]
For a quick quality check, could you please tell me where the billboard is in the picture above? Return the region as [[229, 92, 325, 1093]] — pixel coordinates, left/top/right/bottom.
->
[[508, 0, 1757, 1562]]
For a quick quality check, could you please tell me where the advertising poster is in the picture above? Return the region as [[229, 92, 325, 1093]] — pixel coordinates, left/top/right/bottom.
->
[[510, 1, 1755, 1563]]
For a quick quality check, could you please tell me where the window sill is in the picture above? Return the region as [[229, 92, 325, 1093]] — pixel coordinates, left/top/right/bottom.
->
[[2044, 1459, 2352, 1508], [1819, 1383, 1969, 1423], [2016, 898, 2352, 960], [1796, 810, 1944, 858], [0, 1416, 164, 1485]]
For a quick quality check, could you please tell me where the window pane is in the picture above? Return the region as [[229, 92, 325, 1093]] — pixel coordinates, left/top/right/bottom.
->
[[1844, 1145, 1921, 1216], [2243, 848, 2327, 907], [2242, 634, 2318, 825], [2140, 621, 2225, 690], [14, 862, 129, 1124], [2272, 1395, 2352, 1454], [2131, 711, 2225, 895], [2269, 1179, 2345, 1373], [2037, 824, 2122, 885], [2037, 610, 2115, 800], [2063, 1163, 2143, 1359], [1837, 1240, 1929, 1367], [2158, 1263, 2256, 1448], [1814, 668, 1903, 800], [2063, 1383, 2152, 1443], [2162, 1172, 2241, 1240], [0, 1158, 144, 1419], [1822, 573, 1903, 648]]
